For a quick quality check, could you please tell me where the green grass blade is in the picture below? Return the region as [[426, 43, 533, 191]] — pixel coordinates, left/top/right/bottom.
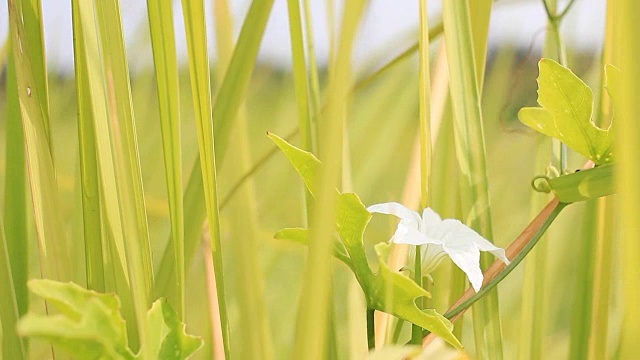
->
[[293, 1, 366, 358], [146, 0, 184, 317], [71, 0, 152, 353], [179, 0, 230, 355], [3, 37, 29, 317], [94, 0, 154, 299], [70, 5, 106, 293], [18, 0, 51, 147], [8, 0, 72, 283], [614, 0, 640, 356], [0, 218, 26, 360], [442, 0, 502, 357], [211, 0, 276, 161]]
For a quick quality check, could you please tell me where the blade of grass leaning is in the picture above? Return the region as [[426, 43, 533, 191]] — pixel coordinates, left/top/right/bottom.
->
[[0, 218, 26, 360], [293, 1, 366, 358], [8, 0, 72, 283], [614, 0, 639, 357], [146, 0, 185, 316], [301, 0, 322, 151], [442, 0, 503, 356], [70, 4, 106, 293], [4, 37, 29, 317], [72, 0, 151, 353], [214, 0, 272, 358], [180, 0, 230, 355], [155, 0, 276, 306]]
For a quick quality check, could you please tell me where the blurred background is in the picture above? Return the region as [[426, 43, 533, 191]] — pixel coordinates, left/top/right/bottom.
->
[[0, 0, 616, 359]]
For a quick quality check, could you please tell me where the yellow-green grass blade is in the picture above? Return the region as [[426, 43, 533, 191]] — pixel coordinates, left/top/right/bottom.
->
[[70, 4, 105, 293], [442, 0, 502, 356], [146, 0, 185, 317], [286, 0, 314, 226], [94, 0, 154, 298], [16, 0, 51, 147], [615, 0, 640, 357], [3, 37, 29, 317], [211, 0, 276, 161], [0, 218, 26, 359], [215, 0, 272, 358], [301, 0, 322, 152], [8, 0, 72, 282], [293, 1, 366, 358], [180, 0, 229, 355], [71, 0, 150, 353], [157, 0, 276, 319], [412, 0, 433, 345]]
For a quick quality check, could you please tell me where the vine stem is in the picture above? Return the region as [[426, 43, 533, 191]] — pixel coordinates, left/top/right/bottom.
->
[[421, 197, 567, 345]]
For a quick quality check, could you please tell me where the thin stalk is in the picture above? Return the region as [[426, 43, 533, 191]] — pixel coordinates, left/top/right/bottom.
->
[[411, 247, 423, 344], [301, 0, 322, 152], [412, 0, 432, 345], [614, 0, 640, 356], [367, 307, 375, 350]]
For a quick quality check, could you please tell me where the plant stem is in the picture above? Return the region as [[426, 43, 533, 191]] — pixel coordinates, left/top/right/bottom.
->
[[411, 246, 423, 344], [367, 307, 375, 350]]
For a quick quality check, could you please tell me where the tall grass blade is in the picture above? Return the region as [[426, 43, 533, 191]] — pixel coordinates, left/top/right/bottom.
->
[[8, 0, 72, 282], [0, 218, 26, 360], [3, 37, 29, 317], [180, 0, 230, 355], [146, 0, 184, 316], [156, 0, 276, 309], [293, 1, 366, 358], [442, 0, 502, 357], [614, 0, 639, 357], [71, 4, 106, 293]]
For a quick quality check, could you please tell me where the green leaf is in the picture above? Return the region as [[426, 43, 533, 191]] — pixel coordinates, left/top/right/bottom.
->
[[18, 280, 135, 360], [269, 134, 461, 348], [18, 280, 202, 360], [369, 243, 461, 349], [145, 299, 203, 360], [519, 59, 617, 165], [268, 132, 320, 195]]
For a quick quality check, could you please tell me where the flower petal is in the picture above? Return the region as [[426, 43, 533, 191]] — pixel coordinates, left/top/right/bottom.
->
[[368, 202, 422, 227], [391, 225, 428, 245], [441, 219, 510, 265], [443, 243, 484, 292]]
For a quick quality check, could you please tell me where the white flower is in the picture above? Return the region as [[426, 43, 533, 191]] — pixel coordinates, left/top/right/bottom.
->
[[367, 202, 510, 292]]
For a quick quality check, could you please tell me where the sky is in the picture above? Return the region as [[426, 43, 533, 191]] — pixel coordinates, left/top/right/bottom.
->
[[0, 0, 606, 73]]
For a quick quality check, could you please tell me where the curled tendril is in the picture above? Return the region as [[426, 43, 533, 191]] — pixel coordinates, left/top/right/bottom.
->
[[532, 175, 552, 193]]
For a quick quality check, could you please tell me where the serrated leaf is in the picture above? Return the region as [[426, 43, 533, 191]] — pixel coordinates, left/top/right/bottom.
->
[[145, 299, 203, 360], [18, 280, 202, 360], [270, 134, 461, 348], [18, 280, 134, 360], [519, 59, 616, 165]]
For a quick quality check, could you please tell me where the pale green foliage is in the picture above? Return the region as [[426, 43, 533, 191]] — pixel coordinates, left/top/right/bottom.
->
[[519, 59, 619, 165], [268, 133, 461, 348], [17, 280, 202, 360]]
